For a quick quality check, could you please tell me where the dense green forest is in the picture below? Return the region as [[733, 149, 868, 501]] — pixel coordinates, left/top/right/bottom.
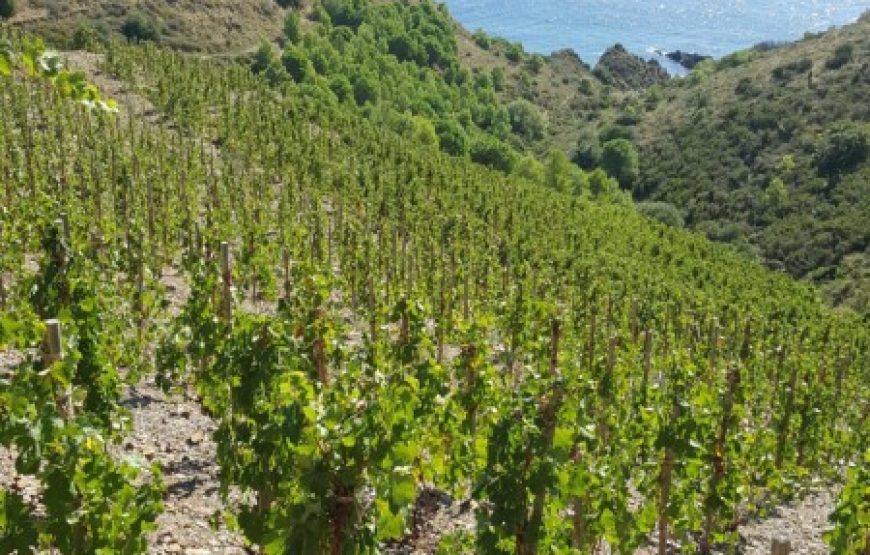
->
[[1, 2, 869, 554]]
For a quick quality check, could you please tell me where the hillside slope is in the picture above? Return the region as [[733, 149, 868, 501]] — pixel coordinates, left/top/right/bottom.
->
[[7, 1, 868, 313], [10, 0, 286, 52], [631, 14, 870, 312], [452, 24, 618, 156], [1, 13, 869, 555]]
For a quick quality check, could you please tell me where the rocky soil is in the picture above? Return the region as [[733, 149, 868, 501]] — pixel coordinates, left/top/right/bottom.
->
[[0, 266, 844, 554], [0, 353, 842, 554]]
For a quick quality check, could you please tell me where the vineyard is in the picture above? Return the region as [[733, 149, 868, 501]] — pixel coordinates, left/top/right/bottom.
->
[[0, 25, 869, 555]]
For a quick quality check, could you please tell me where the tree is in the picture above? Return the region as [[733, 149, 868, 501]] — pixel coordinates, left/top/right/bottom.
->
[[436, 118, 469, 156], [825, 43, 853, 69], [491, 67, 506, 92], [470, 136, 515, 173], [0, 0, 15, 19], [388, 34, 426, 66], [321, 0, 363, 28], [507, 99, 546, 140], [252, 41, 277, 74], [393, 113, 439, 148], [544, 150, 587, 194], [814, 122, 868, 177], [281, 45, 314, 83], [121, 13, 159, 42], [600, 138, 639, 188], [572, 130, 601, 170], [352, 73, 379, 105], [637, 201, 685, 228], [506, 43, 523, 62], [514, 155, 545, 183], [588, 168, 618, 198], [284, 11, 301, 43], [329, 74, 353, 103], [763, 177, 788, 212], [276, 0, 303, 7]]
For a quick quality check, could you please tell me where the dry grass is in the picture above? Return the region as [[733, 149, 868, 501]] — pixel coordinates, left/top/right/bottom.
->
[[11, 0, 288, 53]]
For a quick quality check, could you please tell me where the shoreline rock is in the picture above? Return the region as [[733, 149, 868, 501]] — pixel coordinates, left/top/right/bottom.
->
[[594, 43, 670, 89], [664, 49, 711, 69]]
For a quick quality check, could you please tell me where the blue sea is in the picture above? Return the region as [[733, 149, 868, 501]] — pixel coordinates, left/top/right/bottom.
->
[[442, 0, 870, 72]]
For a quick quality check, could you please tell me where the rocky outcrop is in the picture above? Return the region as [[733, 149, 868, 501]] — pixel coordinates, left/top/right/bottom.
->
[[665, 49, 711, 69], [594, 43, 670, 90]]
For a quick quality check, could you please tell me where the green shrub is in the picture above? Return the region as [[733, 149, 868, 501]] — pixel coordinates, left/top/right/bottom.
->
[[637, 201, 685, 227], [436, 118, 469, 156], [814, 122, 868, 177], [252, 41, 277, 74], [394, 113, 439, 148], [491, 67, 506, 92], [599, 124, 634, 142], [526, 54, 544, 74], [716, 49, 755, 70], [352, 73, 379, 105], [600, 138, 639, 188], [735, 77, 759, 97], [505, 43, 523, 62], [276, 0, 303, 7], [472, 29, 490, 49], [121, 13, 159, 42], [284, 11, 301, 43], [0, 0, 15, 19], [72, 24, 102, 50], [826, 43, 854, 69], [470, 136, 515, 172], [281, 45, 314, 82], [572, 130, 601, 170], [507, 99, 546, 140]]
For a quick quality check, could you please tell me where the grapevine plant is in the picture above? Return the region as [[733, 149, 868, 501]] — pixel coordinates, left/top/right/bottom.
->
[[0, 23, 867, 555], [0, 226, 163, 552]]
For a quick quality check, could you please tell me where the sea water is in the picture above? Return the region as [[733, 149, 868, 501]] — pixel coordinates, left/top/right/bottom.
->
[[442, 0, 869, 71]]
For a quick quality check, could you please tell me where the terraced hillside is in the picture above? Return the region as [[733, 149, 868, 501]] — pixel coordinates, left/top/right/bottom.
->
[[1, 22, 869, 555]]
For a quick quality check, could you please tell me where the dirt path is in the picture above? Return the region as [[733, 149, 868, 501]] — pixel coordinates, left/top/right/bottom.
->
[[737, 489, 837, 555], [117, 378, 247, 554]]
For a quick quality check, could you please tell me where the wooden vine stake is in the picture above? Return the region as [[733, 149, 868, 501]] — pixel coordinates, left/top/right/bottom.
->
[[282, 249, 292, 301], [658, 395, 678, 555], [136, 257, 146, 343], [701, 366, 741, 553], [520, 315, 563, 555], [220, 241, 233, 325], [43, 319, 72, 418], [43, 319, 63, 365], [59, 212, 70, 246], [770, 538, 791, 555], [313, 307, 328, 386], [642, 329, 653, 405]]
